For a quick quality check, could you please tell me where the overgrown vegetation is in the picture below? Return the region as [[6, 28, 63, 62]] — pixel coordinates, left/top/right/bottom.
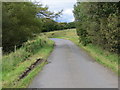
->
[[2, 35, 54, 88], [46, 29, 119, 75], [73, 2, 119, 54]]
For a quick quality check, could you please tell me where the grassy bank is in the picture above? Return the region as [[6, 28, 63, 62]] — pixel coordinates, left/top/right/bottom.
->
[[2, 35, 54, 88], [45, 29, 119, 75]]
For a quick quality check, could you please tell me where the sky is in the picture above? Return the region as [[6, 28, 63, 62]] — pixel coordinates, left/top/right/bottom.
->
[[33, 0, 77, 22]]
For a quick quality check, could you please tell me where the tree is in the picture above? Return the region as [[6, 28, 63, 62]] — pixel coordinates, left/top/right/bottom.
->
[[73, 2, 119, 53], [2, 2, 61, 52]]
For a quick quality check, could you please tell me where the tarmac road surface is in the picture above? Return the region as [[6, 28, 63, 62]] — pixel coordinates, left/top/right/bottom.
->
[[29, 38, 118, 88]]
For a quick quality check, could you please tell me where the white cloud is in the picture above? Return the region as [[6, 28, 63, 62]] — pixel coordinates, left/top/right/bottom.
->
[[34, 0, 76, 4], [32, 0, 76, 22], [63, 9, 73, 15], [71, 18, 75, 22]]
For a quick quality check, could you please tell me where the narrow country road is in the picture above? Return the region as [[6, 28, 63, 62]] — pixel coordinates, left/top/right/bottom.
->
[[29, 38, 118, 88]]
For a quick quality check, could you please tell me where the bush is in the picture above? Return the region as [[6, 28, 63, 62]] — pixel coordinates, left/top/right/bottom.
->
[[73, 2, 119, 53]]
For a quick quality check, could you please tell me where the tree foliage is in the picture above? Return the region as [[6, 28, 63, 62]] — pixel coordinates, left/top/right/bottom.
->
[[42, 20, 76, 32], [2, 2, 62, 52], [2, 2, 76, 53], [73, 2, 119, 53]]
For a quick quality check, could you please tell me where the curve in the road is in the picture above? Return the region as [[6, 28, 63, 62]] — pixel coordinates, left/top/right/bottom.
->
[[29, 38, 118, 88]]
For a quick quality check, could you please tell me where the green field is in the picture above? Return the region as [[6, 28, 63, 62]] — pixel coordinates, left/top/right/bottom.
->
[[45, 29, 119, 75]]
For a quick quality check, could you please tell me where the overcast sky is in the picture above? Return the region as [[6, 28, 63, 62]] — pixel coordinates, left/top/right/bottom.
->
[[33, 0, 76, 22]]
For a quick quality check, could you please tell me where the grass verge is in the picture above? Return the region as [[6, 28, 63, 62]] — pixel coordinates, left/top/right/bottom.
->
[[0, 48, 2, 90], [2, 35, 54, 88], [45, 29, 119, 75]]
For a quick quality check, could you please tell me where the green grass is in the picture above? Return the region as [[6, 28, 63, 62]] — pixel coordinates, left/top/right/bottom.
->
[[2, 35, 54, 88], [80, 44, 118, 73], [15, 61, 47, 88], [46, 29, 119, 75], [44, 29, 77, 38]]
